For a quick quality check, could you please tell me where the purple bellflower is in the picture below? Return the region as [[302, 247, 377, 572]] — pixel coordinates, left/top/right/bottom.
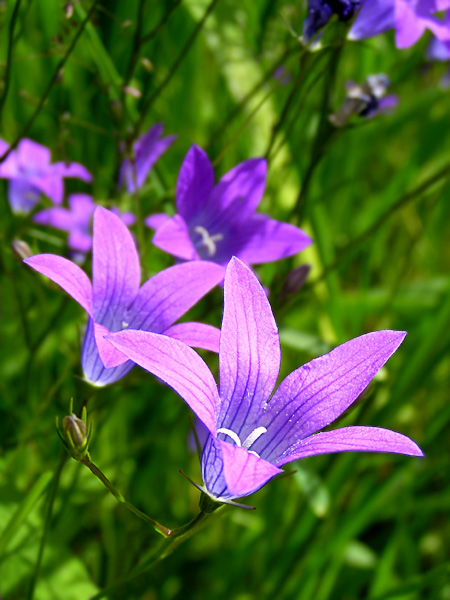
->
[[0, 138, 91, 214], [427, 11, 450, 60], [24, 207, 224, 386], [119, 123, 177, 193], [33, 194, 135, 256], [145, 146, 312, 274], [303, 1, 362, 42], [349, 1, 450, 49], [107, 258, 423, 504]]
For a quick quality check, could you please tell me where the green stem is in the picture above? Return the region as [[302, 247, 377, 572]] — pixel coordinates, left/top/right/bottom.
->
[[0, 0, 23, 123], [81, 457, 172, 538], [89, 507, 214, 600]]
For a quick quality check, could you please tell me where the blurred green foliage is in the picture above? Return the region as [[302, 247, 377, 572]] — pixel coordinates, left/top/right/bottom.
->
[[0, 1, 449, 599]]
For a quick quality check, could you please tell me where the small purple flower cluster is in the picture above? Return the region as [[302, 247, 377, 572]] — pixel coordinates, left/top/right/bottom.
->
[[15, 114, 423, 505]]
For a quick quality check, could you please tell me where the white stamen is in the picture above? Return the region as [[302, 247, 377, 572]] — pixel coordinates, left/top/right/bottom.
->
[[193, 225, 223, 257], [217, 428, 241, 446], [242, 426, 267, 449], [121, 321, 129, 329]]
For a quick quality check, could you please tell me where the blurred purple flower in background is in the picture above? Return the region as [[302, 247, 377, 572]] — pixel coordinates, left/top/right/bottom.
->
[[349, 0, 450, 49], [33, 194, 135, 256], [303, 0, 362, 42], [24, 207, 224, 386], [146, 145, 312, 275], [427, 11, 450, 60], [330, 74, 398, 127], [0, 138, 91, 214], [108, 258, 423, 504], [119, 123, 177, 193]]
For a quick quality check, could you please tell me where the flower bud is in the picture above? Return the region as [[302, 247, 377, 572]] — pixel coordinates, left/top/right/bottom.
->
[[59, 407, 91, 461], [12, 240, 33, 261]]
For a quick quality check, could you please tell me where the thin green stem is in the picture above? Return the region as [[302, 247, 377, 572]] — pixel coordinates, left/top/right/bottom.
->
[[0, 0, 99, 163], [27, 454, 67, 600], [0, 0, 23, 123], [136, 0, 219, 132], [140, 0, 183, 45], [81, 457, 172, 537]]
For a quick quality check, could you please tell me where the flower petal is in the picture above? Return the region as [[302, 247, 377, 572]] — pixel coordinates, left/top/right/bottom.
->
[[209, 157, 267, 221], [254, 331, 407, 464], [92, 207, 140, 330], [176, 145, 215, 222], [17, 139, 51, 169], [33, 207, 74, 231], [275, 426, 424, 466], [152, 214, 199, 260], [145, 212, 171, 230], [52, 161, 92, 182], [164, 322, 221, 353], [348, 0, 395, 41], [24, 254, 93, 317], [107, 329, 220, 433], [218, 258, 280, 440], [82, 319, 134, 386], [8, 180, 41, 213], [201, 435, 282, 500], [236, 215, 312, 264], [127, 261, 224, 332]]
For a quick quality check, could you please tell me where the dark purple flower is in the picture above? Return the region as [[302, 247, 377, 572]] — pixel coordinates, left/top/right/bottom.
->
[[119, 123, 177, 193], [330, 74, 398, 127], [303, 0, 362, 42], [108, 258, 423, 503], [145, 146, 312, 275], [33, 194, 135, 255], [0, 138, 91, 214], [349, 1, 450, 49], [24, 207, 224, 386]]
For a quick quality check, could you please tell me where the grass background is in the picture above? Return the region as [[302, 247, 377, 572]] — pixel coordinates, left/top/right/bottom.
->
[[0, 1, 449, 598]]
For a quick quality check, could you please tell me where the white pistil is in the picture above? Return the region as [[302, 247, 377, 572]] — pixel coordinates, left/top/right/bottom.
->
[[193, 225, 223, 257], [217, 428, 241, 446], [242, 427, 267, 449], [121, 321, 129, 329], [217, 426, 267, 457]]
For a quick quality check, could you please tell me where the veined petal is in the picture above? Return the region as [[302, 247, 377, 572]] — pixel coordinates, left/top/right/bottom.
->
[[94, 322, 129, 368], [218, 258, 280, 440], [254, 331, 407, 464], [176, 145, 215, 222], [24, 254, 93, 317], [127, 261, 224, 332], [145, 213, 171, 230], [209, 157, 267, 221], [164, 322, 221, 353], [276, 426, 424, 466], [152, 214, 199, 260], [236, 215, 312, 264], [92, 207, 140, 330], [201, 435, 282, 500], [107, 329, 219, 433]]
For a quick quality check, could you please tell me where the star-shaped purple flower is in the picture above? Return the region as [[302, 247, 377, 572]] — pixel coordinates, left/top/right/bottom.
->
[[108, 258, 423, 503], [349, 0, 450, 49], [145, 145, 312, 273], [119, 123, 177, 193], [33, 194, 135, 256], [24, 207, 224, 386], [0, 138, 92, 214]]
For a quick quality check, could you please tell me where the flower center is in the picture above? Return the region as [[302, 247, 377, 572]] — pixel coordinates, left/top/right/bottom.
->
[[216, 426, 267, 457], [193, 225, 223, 257]]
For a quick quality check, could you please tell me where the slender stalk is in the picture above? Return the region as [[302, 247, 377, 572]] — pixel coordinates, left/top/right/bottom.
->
[[136, 0, 220, 132], [27, 454, 67, 600], [0, 0, 99, 163], [0, 0, 23, 122], [123, 0, 147, 87], [140, 0, 183, 45], [80, 457, 172, 537]]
